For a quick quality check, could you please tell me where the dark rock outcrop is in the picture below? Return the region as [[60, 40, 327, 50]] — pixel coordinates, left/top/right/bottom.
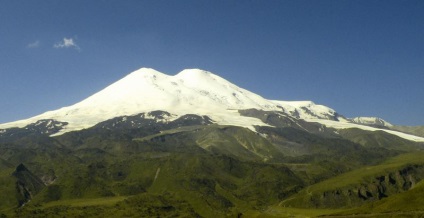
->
[[12, 164, 46, 207], [310, 164, 424, 208]]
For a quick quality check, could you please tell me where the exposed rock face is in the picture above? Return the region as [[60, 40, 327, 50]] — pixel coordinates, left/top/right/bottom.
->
[[302, 164, 424, 208], [95, 111, 213, 131], [0, 119, 68, 142], [239, 109, 335, 135], [12, 164, 46, 207]]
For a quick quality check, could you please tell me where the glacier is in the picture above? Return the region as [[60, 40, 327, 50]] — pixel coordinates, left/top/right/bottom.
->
[[0, 67, 423, 142]]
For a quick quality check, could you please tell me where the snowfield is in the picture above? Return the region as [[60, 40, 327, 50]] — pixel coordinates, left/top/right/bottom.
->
[[1, 68, 423, 142]]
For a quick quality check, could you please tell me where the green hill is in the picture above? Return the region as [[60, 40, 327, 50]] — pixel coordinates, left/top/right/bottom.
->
[[280, 152, 424, 208], [1, 116, 423, 217]]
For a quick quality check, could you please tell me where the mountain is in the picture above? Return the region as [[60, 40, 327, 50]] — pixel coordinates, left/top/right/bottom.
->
[[0, 68, 330, 132], [1, 67, 424, 217], [1, 68, 423, 142]]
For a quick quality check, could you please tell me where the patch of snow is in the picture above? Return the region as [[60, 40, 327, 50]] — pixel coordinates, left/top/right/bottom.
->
[[144, 112, 178, 123], [153, 168, 161, 183], [259, 133, 268, 138], [351, 117, 393, 127], [35, 121, 44, 126], [271, 100, 338, 120], [308, 119, 424, 142]]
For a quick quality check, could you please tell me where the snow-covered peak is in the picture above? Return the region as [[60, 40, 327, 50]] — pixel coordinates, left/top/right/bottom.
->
[[271, 100, 341, 121], [0, 67, 422, 142], [123, 67, 167, 82], [130, 67, 164, 75], [351, 117, 393, 127], [0, 68, 276, 133], [176, 68, 211, 77]]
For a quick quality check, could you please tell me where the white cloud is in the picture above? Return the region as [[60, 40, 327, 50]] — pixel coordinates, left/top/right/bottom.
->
[[27, 40, 40, 48], [54, 37, 81, 51]]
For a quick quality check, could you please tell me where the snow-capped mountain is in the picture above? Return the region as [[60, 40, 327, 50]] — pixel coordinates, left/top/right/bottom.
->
[[0, 68, 423, 142]]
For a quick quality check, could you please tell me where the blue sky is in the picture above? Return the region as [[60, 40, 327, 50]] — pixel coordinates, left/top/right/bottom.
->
[[1, 0, 423, 125]]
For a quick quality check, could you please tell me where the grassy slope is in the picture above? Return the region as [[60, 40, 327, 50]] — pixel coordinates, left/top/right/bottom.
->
[[12, 193, 199, 218], [2, 152, 302, 217], [37, 196, 128, 208], [308, 151, 424, 192], [280, 152, 424, 208], [238, 152, 424, 217], [136, 125, 285, 162], [0, 168, 17, 213], [12, 179, 424, 218], [2, 123, 423, 217], [336, 180, 424, 216], [392, 125, 424, 138], [338, 128, 423, 151]]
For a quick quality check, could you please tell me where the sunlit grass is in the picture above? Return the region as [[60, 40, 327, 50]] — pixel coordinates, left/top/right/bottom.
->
[[41, 196, 128, 208], [300, 151, 424, 193], [243, 206, 345, 217], [281, 152, 424, 208]]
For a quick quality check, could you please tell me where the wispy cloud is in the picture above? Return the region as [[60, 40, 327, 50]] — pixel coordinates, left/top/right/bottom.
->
[[54, 37, 81, 51], [27, 40, 40, 48]]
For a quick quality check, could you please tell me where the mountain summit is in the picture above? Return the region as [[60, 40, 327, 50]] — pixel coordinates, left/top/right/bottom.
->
[[0, 68, 423, 142]]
